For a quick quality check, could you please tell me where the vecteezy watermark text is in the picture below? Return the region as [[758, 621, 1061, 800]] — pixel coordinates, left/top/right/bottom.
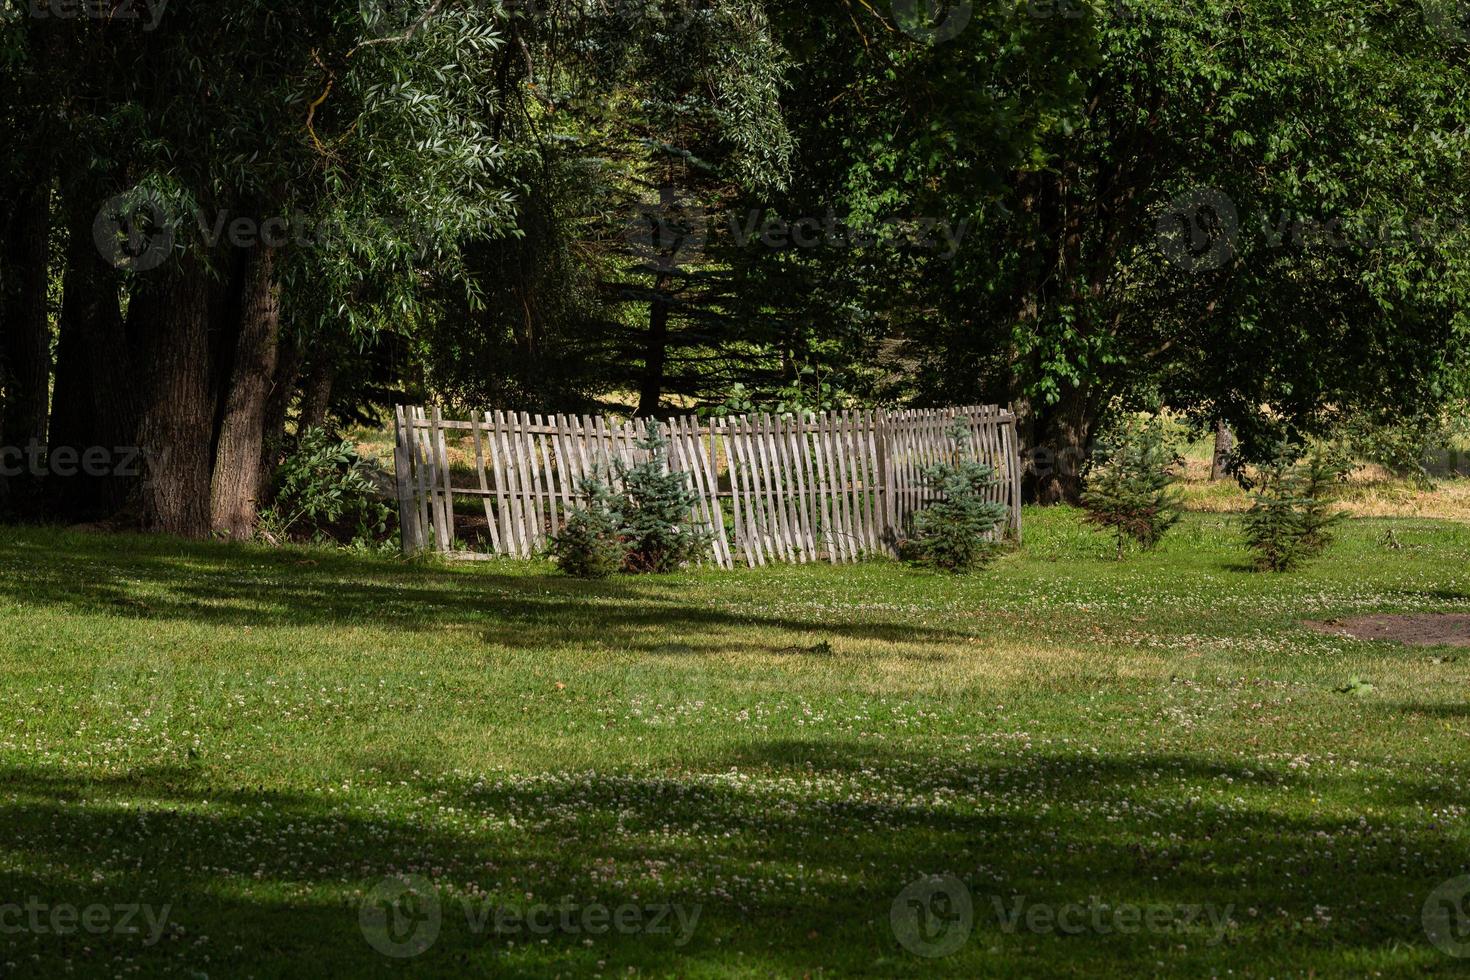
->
[[626, 193, 972, 272], [0, 441, 143, 479], [93, 193, 377, 273], [728, 211, 970, 260], [359, 875, 701, 959], [0, 899, 172, 946], [990, 894, 1234, 943], [1, 0, 167, 30], [891, 875, 1234, 958]]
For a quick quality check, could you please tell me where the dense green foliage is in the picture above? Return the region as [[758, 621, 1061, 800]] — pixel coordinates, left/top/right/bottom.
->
[[259, 428, 393, 547], [1082, 417, 1184, 559], [1, 1, 1468, 522], [903, 424, 1009, 572]]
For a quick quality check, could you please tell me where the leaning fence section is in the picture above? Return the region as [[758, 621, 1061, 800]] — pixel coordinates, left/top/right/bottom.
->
[[394, 404, 1022, 568]]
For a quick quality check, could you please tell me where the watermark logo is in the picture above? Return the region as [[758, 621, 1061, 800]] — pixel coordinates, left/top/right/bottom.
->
[[1152, 186, 1466, 275], [360, 875, 442, 960], [1422, 0, 1470, 45], [892, 0, 973, 44], [92, 651, 175, 730], [92, 189, 429, 272], [890, 877, 1236, 956], [357, 875, 702, 958], [1156, 186, 1238, 272], [93, 192, 174, 273], [624, 185, 709, 274], [1423, 875, 1470, 958], [891, 874, 973, 958]]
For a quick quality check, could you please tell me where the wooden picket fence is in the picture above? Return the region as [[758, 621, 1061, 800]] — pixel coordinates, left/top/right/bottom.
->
[[393, 404, 1022, 568]]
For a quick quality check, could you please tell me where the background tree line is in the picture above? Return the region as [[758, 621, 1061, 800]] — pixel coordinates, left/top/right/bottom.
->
[[0, 0, 1467, 539]]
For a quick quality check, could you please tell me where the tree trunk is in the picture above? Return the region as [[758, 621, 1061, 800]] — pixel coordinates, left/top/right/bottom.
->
[[258, 326, 302, 504], [1029, 383, 1094, 506], [0, 184, 54, 476], [637, 275, 671, 417], [299, 358, 335, 432], [48, 187, 136, 521], [209, 245, 280, 539], [1211, 421, 1235, 481], [130, 258, 215, 537]]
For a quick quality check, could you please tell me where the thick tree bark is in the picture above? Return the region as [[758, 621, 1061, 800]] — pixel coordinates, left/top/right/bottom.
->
[[129, 258, 215, 537], [258, 326, 302, 504], [48, 189, 137, 521], [298, 358, 335, 433], [637, 276, 671, 417], [209, 245, 281, 538], [0, 185, 54, 470], [1029, 383, 1095, 506], [1211, 421, 1235, 481]]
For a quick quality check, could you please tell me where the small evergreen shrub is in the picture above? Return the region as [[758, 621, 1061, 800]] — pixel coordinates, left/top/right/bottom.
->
[[1296, 448, 1352, 553], [904, 423, 1009, 573], [259, 427, 393, 547], [1242, 446, 1350, 572], [548, 420, 712, 577], [1081, 417, 1183, 559], [547, 476, 628, 579], [615, 420, 714, 573], [1242, 452, 1308, 572]]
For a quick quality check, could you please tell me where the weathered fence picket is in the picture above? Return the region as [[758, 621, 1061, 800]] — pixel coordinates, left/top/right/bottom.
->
[[394, 404, 1023, 567]]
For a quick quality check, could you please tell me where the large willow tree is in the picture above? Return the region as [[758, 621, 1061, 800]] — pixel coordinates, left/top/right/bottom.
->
[[0, 1, 516, 535]]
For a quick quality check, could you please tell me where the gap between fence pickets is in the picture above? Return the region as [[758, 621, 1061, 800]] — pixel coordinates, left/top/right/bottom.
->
[[394, 405, 1023, 564]]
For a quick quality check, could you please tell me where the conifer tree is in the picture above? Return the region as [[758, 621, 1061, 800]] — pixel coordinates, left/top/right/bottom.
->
[[548, 475, 629, 579], [905, 423, 1009, 573], [1081, 417, 1184, 559], [615, 420, 714, 573], [1243, 445, 1349, 571], [551, 419, 712, 576]]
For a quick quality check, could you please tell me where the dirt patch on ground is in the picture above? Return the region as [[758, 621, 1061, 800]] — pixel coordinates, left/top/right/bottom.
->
[[1307, 614, 1470, 647]]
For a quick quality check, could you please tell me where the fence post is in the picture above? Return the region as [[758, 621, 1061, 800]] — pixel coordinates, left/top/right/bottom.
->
[[430, 406, 454, 553], [393, 406, 418, 556], [1005, 403, 1024, 543], [875, 409, 896, 554]]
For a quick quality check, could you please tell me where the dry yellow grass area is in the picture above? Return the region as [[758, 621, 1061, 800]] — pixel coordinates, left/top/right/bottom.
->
[[1179, 456, 1470, 521], [356, 422, 1470, 523]]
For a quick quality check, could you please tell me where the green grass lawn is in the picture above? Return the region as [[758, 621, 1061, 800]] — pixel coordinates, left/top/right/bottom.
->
[[2, 509, 1468, 977]]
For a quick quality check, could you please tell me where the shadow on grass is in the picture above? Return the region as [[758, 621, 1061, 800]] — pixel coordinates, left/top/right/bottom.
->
[[1386, 702, 1470, 719], [0, 528, 971, 654], [2, 743, 1466, 977]]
